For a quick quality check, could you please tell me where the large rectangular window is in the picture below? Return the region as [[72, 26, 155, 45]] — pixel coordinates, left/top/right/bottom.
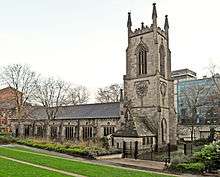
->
[[103, 126, 115, 136], [24, 125, 30, 137], [50, 126, 57, 139], [146, 136, 153, 145], [82, 126, 93, 140], [37, 126, 43, 137], [65, 126, 76, 140]]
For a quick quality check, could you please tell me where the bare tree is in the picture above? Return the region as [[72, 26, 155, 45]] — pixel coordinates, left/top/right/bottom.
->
[[68, 86, 89, 105], [208, 64, 220, 125], [181, 84, 211, 142], [33, 77, 70, 139], [209, 64, 220, 95], [34, 77, 69, 120], [0, 64, 39, 119], [96, 83, 122, 103]]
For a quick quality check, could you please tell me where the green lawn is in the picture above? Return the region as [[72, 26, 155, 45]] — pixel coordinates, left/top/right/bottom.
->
[[0, 157, 70, 177], [0, 146, 173, 177]]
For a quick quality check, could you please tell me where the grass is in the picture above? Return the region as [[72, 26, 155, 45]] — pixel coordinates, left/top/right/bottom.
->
[[0, 146, 173, 177], [0, 157, 71, 177]]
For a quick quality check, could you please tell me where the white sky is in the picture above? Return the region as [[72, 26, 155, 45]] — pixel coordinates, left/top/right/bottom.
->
[[0, 0, 219, 92]]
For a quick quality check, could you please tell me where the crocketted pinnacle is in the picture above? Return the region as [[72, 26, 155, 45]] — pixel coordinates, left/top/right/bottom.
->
[[164, 15, 169, 29], [152, 3, 157, 19], [127, 12, 132, 28]]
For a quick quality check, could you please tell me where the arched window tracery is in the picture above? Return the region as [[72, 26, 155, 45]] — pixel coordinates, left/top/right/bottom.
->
[[136, 41, 148, 76]]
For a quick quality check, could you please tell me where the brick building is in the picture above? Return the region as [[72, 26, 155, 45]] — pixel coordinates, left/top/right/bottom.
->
[[0, 87, 19, 132]]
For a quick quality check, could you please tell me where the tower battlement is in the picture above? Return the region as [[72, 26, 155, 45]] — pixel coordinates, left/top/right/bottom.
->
[[127, 3, 169, 40], [129, 27, 167, 39]]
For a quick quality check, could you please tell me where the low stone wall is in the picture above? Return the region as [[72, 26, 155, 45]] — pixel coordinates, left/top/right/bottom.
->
[[96, 154, 122, 160], [177, 124, 220, 141]]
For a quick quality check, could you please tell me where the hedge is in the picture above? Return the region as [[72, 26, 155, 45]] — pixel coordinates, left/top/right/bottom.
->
[[16, 139, 121, 159], [174, 162, 205, 173]]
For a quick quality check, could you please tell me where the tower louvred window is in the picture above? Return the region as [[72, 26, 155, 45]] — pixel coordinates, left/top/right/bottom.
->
[[159, 44, 165, 77], [137, 45, 148, 75]]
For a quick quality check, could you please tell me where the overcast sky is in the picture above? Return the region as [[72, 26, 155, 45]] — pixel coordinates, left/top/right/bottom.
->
[[0, 0, 219, 91]]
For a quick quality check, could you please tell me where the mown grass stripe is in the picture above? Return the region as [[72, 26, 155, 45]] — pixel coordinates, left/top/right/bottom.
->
[[0, 146, 173, 177], [8, 145, 175, 176], [0, 156, 71, 177], [0, 155, 82, 177]]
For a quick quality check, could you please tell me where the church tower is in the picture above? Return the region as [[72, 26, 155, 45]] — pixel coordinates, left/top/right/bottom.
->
[[121, 3, 176, 148]]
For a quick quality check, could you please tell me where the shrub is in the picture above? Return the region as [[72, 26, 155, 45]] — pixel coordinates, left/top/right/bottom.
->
[[194, 141, 220, 171], [170, 152, 193, 166], [99, 137, 109, 149], [0, 135, 17, 144], [175, 162, 205, 173]]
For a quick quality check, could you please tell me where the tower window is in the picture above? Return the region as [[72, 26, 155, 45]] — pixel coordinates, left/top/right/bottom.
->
[[159, 44, 165, 77], [138, 46, 147, 75]]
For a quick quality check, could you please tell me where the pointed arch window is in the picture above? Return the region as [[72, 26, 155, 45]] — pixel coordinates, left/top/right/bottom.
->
[[159, 44, 165, 77], [136, 43, 148, 75]]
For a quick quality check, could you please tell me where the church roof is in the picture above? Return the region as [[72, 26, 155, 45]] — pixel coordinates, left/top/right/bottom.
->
[[113, 117, 155, 138], [30, 102, 120, 120], [113, 119, 139, 137]]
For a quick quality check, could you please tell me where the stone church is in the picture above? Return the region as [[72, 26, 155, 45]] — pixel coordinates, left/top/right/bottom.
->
[[8, 3, 177, 150]]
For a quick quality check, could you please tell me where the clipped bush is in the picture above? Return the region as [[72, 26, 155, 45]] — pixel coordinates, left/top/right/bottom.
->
[[16, 138, 121, 159], [175, 162, 205, 173]]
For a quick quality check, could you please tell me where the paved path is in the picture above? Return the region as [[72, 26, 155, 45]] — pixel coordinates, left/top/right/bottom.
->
[[0, 155, 86, 177], [103, 158, 165, 171]]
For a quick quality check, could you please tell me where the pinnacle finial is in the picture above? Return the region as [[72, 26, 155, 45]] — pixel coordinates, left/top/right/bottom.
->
[[141, 22, 144, 29], [152, 3, 157, 19], [119, 89, 124, 102], [164, 15, 169, 30], [127, 12, 132, 28]]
